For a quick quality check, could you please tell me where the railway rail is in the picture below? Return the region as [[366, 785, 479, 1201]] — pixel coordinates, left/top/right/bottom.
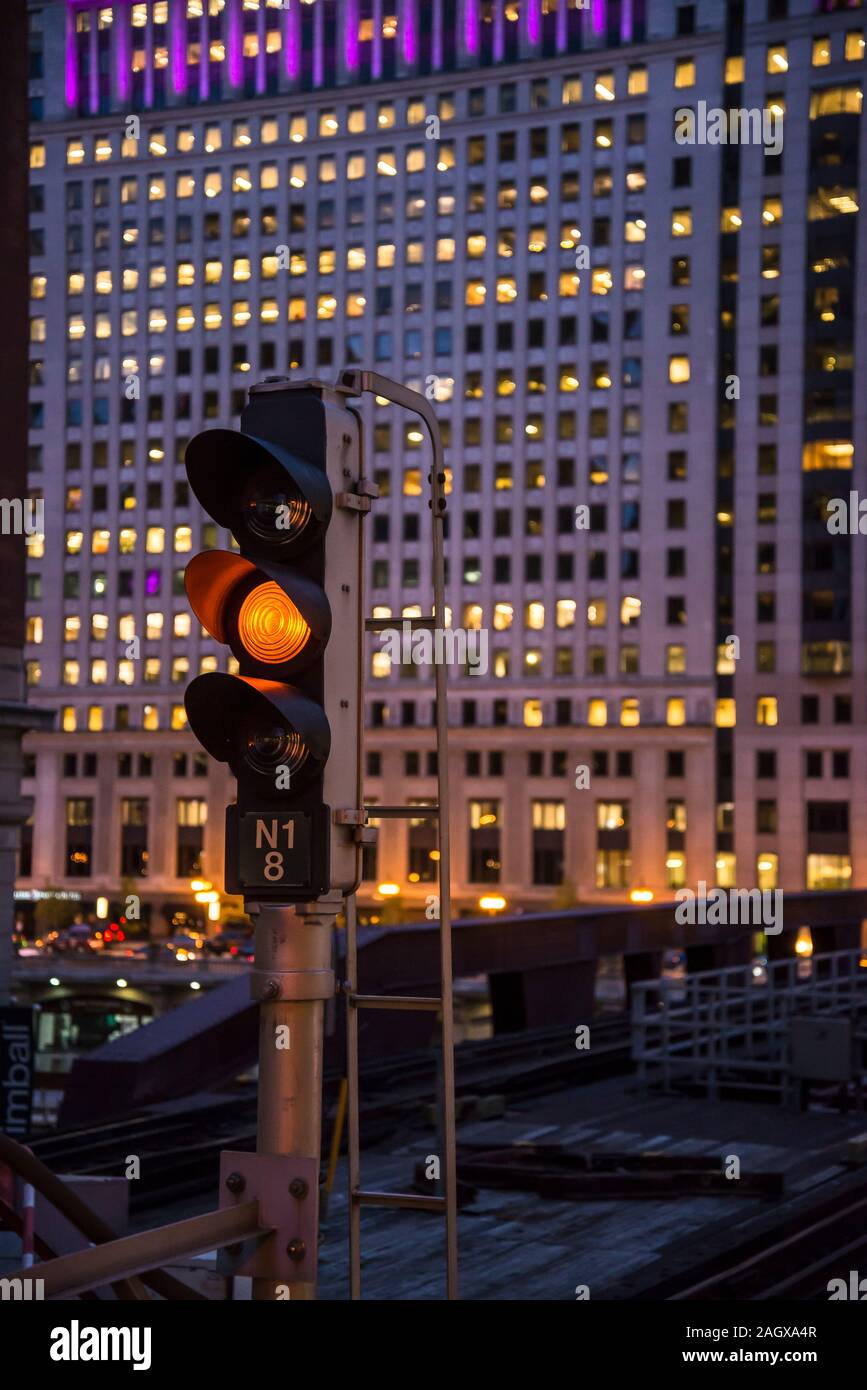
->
[[611, 1167, 867, 1302], [28, 1017, 631, 1213]]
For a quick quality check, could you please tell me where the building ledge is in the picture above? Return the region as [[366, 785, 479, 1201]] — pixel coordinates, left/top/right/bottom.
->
[[0, 701, 55, 734]]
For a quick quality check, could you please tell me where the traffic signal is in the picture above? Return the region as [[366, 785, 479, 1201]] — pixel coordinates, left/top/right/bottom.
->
[[183, 381, 364, 901]]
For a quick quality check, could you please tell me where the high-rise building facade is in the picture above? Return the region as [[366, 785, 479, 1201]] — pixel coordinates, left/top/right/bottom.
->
[[19, 0, 867, 930]]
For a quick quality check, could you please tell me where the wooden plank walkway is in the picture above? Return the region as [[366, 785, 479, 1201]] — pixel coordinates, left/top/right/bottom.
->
[[316, 1074, 867, 1299]]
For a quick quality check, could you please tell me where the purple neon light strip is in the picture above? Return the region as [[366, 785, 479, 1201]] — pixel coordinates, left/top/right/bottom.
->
[[592, 0, 606, 36], [432, 0, 443, 69], [255, 3, 266, 93], [144, 17, 154, 106], [344, 0, 360, 70], [464, 0, 480, 55], [621, 0, 633, 42], [526, 0, 541, 44], [403, 0, 418, 65], [116, 8, 131, 102], [88, 24, 99, 113], [556, 0, 568, 52], [493, 0, 505, 62], [171, 4, 187, 93], [313, 1, 324, 87], [227, 0, 242, 85], [372, 0, 383, 79], [65, 6, 78, 108], [286, 0, 301, 79]]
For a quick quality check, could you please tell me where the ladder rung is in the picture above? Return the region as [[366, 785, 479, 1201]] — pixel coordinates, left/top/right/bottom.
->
[[350, 994, 442, 1012], [353, 1190, 446, 1212], [365, 804, 439, 818], [365, 616, 437, 632]]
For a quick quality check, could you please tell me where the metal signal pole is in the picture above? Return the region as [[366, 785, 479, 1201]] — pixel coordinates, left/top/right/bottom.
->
[[250, 893, 341, 1300]]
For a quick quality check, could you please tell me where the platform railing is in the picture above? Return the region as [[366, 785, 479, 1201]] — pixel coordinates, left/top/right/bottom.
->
[[631, 948, 867, 1103]]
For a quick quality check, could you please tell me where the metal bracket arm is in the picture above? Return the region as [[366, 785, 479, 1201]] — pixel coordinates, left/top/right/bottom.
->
[[334, 807, 377, 845]]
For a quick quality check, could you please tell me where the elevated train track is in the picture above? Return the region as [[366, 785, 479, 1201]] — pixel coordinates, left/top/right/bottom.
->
[[30, 1018, 631, 1214]]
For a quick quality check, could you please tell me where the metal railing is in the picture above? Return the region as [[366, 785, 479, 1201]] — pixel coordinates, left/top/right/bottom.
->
[[631, 949, 867, 1103]]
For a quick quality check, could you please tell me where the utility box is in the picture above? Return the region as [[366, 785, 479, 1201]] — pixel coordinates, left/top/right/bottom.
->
[[789, 1017, 853, 1082]]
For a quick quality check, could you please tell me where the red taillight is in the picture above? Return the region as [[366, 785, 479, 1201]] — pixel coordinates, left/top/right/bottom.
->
[[230, 945, 238, 955]]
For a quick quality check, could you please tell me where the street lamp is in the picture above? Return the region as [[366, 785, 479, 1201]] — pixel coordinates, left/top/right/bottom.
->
[[479, 895, 507, 915], [629, 889, 654, 904]]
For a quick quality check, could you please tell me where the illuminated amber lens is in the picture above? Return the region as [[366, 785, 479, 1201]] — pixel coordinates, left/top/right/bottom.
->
[[237, 582, 310, 664]]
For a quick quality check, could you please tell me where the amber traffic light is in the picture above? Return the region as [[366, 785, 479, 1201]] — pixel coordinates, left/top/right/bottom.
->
[[182, 381, 363, 901]]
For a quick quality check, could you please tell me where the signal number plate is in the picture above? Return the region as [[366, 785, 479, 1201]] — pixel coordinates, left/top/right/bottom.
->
[[237, 812, 311, 890]]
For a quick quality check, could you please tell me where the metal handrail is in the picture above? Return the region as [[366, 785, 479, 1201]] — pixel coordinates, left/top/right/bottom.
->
[[0, 1131, 206, 1300]]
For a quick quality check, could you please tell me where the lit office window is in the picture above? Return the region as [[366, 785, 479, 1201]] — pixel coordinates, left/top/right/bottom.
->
[[725, 55, 744, 83], [562, 75, 582, 103], [588, 699, 607, 728], [595, 71, 615, 101], [757, 854, 779, 891], [806, 854, 851, 890], [756, 696, 778, 726], [556, 600, 576, 629], [666, 698, 686, 727], [628, 66, 648, 95], [813, 36, 831, 66], [671, 209, 693, 236], [669, 355, 691, 384], [523, 699, 543, 728], [620, 699, 640, 728]]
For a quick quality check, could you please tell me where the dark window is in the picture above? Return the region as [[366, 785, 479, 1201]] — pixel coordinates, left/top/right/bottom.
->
[[666, 751, 685, 779], [756, 800, 777, 834], [756, 750, 776, 779], [832, 751, 850, 779], [616, 752, 633, 778]]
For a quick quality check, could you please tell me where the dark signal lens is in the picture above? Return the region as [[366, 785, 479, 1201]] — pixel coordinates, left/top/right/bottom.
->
[[243, 471, 313, 545], [242, 718, 309, 778]]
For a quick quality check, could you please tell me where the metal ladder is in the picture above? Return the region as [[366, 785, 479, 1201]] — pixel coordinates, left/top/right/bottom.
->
[[339, 369, 458, 1300]]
